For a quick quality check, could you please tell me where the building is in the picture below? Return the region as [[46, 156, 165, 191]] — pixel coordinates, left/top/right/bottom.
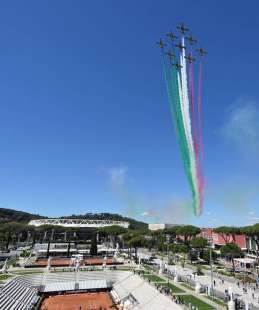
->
[[200, 228, 247, 250], [29, 218, 129, 229], [34, 243, 117, 257], [34, 243, 77, 257], [148, 223, 180, 231]]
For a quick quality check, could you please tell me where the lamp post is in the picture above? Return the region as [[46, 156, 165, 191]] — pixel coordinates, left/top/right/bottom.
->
[[210, 246, 214, 300], [166, 235, 170, 289]]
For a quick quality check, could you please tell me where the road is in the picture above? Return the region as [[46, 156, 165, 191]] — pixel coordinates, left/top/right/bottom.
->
[[139, 250, 259, 308]]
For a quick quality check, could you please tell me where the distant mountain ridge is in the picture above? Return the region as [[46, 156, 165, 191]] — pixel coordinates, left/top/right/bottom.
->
[[0, 208, 43, 223], [0, 208, 147, 230]]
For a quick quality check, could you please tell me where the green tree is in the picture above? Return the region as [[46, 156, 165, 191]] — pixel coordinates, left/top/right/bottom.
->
[[175, 225, 201, 244], [99, 225, 127, 248], [127, 235, 144, 259], [201, 249, 217, 263], [191, 237, 208, 249], [169, 244, 189, 264], [36, 225, 60, 257], [214, 226, 241, 244], [0, 222, 27, 250], [150, 230, 166, 251], [28, 225, 39, 247], [241, 224, 259, 253], [164, 227, 178, 240], [169, 244, 189, 254], [220, 242, 242, 275], [99, 225, 127, 236], [190, 237, 208, 258], [241, 224, 259, 271]]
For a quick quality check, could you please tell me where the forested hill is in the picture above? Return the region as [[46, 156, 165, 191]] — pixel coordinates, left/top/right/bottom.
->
[[0, 208, 147, 230], [0, 208, 43, 223]]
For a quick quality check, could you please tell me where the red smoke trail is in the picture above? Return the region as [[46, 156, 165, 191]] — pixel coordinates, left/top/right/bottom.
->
[[198, 60, 204, 213], [189, 57, 199, 160], [198, 61, 204, 158], [189, 57, 203, 214]]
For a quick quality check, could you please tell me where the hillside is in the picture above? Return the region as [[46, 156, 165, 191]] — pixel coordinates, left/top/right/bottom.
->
[[0, 208, 147, 230], [0, 208, 43, 223]]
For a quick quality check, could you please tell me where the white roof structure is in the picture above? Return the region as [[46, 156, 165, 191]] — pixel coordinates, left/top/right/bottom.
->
[[113, 273, 182, 310], [79, 279, 108, 290], [29, 218, 129, 228], [44, 279, 108, 292], [44, 281, 75, 292]]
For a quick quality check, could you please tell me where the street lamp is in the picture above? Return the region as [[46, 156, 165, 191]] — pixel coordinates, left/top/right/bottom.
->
[[166, 235, 170, 289], [210, 246, 214, 300]]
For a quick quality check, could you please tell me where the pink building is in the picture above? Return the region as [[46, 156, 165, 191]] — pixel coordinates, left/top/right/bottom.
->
[[200, 228, 247, 250]]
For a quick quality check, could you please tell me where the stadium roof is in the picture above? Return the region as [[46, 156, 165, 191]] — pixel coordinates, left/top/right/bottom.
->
[[29, 218, 129, 228], [44, 279, 108, 292]]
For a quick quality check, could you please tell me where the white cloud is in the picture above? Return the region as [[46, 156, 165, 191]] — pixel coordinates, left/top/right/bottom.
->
[[221, 98, 259, 154], [248, 217, 259, 224], [108, 166, 128, 188], [141, 211, 149, 217]]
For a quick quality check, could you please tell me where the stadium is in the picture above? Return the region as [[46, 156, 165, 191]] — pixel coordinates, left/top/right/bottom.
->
[[1, 209, 257, 309], [29, 219, 129, 229], [0, 260, 183, 310], [0, 212, 216, 310], [0, 216, 258, 310]]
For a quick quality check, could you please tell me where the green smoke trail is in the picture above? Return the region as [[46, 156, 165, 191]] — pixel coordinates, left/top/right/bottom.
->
[[174, 69, 197, 215], [162, 55, 197, 215]]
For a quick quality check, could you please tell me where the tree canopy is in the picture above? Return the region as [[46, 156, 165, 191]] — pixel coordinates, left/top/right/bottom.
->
[[175, 225, 201, 244], [169, 244, 189, 254], [190, 237, 208, 249], [220, 242, 242, 273], [99, 225, 127, 236], [214, 226, 241, 243]]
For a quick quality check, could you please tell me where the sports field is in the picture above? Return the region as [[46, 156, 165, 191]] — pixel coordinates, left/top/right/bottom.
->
[[84, 258, 114, 265], [32, 258, 71, 267], [30, 257, 117, 267], [40, 292, 116, 310]]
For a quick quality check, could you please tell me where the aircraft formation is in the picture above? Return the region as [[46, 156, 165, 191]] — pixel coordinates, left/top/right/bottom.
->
[[156, 23, 206, 68], [157, 23, 206, 217]]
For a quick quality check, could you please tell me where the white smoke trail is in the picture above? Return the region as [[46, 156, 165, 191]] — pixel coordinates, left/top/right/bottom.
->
[[179, 37, 200, 215]]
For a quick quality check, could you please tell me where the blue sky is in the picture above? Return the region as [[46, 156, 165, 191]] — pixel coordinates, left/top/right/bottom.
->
[[0, 1, 259, 226]]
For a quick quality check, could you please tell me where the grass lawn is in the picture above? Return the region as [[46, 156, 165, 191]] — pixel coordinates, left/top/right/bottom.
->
[[160, 282, 184, 293], [0, 274, 12, 281], [179, 282, 195, 291], [143, 274, 166, 282], [205, 295, 227, 307], [13, 270, 43, 275], [180, 295, 214, 310], [143, 265, 155, 272]]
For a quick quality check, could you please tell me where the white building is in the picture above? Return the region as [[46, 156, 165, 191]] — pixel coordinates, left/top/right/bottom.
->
[[148, 223, 179, 231]]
